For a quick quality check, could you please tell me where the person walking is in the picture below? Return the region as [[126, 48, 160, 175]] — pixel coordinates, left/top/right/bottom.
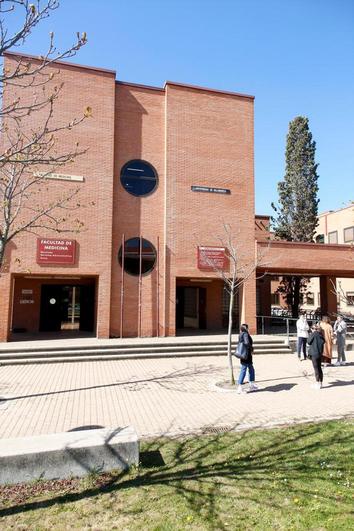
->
[[319, 315, 334, 366], [334, 315, 347, 365], [296, 312, 309, 360], [236, 324, 258, 394], [307, 324, 325, 389]]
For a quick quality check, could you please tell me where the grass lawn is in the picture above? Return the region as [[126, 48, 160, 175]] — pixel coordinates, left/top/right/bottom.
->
[[0, 419, 353, 530]]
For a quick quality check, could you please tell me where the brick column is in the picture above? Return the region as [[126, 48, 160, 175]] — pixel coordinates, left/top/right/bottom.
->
[[240, 272, 257, 334], [319, 275, 337, 318], [257, 275, 271, 317], [0, 273, 12, 342]]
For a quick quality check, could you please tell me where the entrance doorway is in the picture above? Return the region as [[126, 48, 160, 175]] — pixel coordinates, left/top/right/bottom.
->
[[176, 286, 206, 330], [39, 284, 95, 332]]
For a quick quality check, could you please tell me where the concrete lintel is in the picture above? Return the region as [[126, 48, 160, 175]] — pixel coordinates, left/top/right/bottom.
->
[[0, 426, 139, 485]]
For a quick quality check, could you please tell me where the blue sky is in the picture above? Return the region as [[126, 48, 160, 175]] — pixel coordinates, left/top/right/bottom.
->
[[5, 0, 354, 215]]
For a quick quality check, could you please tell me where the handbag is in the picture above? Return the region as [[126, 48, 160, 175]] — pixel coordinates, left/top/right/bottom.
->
[[234, 341, 248, 361]]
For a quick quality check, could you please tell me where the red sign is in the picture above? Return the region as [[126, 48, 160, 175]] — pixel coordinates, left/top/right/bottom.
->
[[197, 246, 226, 270], [37, 238, 76, 265]]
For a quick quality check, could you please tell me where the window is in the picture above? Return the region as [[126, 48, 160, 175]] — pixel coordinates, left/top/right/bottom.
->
[[315, 234, 325, 244], [328, 231, 338, 244], [344, 226, 354, 243], [347, 292, 354, 306], [306, 292, 314, 306], [271, 293, 280, 305], [118, 237, 157, 276], [120, 160, 158, 197]]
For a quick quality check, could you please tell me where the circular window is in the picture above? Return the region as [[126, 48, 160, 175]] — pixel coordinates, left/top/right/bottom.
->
[[120, 160, 158, 197], [118, 237, 157, 276]]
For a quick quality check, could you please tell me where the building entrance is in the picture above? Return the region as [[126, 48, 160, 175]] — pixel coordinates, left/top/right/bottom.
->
[[39, 284, 95, 332], [176, 286, 206, 329]]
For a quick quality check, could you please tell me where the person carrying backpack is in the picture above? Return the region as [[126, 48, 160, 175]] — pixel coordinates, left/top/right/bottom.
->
[[236, 323, 258, 394]]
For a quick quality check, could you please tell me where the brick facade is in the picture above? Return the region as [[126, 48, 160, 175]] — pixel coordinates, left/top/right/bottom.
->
[[1, 53, 351, 342]]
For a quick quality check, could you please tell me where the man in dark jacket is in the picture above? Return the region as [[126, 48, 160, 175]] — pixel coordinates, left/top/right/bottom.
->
[[307, 324, 325, 389]]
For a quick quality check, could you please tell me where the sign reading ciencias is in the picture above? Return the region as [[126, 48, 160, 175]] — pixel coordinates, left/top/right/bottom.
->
[[197, 246, 226, 270], [37, 238, 76, 265]]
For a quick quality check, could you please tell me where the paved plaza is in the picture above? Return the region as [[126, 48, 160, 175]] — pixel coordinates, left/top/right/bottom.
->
[[0, 350, 353, 441]]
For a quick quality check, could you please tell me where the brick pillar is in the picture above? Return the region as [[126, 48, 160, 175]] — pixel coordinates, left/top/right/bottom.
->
[[240, 272, 257, 334], [257, 275, 271, 317], [96, 273, 111, 339], [0, 273, 12, 342], [320, 276, 337, 318]]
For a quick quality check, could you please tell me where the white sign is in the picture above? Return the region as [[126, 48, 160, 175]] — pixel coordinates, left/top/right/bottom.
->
[[34, 172, 84, 182], [20, 299, 34, 304], [21, 289, 33, 295]]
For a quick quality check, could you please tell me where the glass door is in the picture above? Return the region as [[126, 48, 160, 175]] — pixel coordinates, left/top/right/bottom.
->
[[61, 286, 80, 330]]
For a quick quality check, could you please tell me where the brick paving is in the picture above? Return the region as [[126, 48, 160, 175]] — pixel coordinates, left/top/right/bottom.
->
[[0, 352, 353, 440]]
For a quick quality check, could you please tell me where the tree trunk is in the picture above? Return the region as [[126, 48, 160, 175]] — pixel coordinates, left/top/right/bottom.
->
[[227, 287, 235, 385], [0, 239, 4, 272]]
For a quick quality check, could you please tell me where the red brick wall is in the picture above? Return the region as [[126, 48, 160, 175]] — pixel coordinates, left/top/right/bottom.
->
[[110, 84, 165, 337], [0, 55, 116, 341], [165, 84, 256, 334], [257, 241, 354, 277]]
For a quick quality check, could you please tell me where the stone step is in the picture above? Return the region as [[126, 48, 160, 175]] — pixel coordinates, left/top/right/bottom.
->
[[0, 342, 287, 360], [0, 339, 286, 355], [0, 347, 292, 365]]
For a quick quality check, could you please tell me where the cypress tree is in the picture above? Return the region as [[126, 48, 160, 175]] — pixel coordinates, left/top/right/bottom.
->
[[271, 116, 320, 317]]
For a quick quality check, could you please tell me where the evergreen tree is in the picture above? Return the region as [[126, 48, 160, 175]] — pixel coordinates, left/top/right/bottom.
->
[[271, 116, 320, 317]]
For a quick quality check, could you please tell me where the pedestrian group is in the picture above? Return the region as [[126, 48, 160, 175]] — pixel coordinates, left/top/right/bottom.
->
[[234, 313, 348, 393]]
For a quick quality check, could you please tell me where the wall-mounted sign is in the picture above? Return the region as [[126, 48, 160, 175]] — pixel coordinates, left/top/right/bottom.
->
[[34, 172, 84, 182], [197, 246, 226, 270], [21, 289, 33, 295], [20, 299, 34, 304], [191, 185, 231, 195], [37, 238, 76, 265]]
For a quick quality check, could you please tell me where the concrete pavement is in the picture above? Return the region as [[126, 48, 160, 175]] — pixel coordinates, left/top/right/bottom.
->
[[0, 352, 353, 440]]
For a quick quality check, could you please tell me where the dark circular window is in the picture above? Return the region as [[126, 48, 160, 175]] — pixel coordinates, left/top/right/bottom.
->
[[118, 237, 157, 276], [120, 160, 158, 197]]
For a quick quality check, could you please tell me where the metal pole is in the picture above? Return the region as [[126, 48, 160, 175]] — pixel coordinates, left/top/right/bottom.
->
[[71, 287, 76, 326], [120, 233, 125, 338], [261, 316, 265, 335], [156, 236, 159, 337], [138, 235, 142, 337], [286, 318, 290, 345]]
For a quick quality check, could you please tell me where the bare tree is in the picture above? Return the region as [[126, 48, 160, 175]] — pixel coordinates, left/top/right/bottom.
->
[[0, 0, 90, 269], [198, 223, 270, 384]]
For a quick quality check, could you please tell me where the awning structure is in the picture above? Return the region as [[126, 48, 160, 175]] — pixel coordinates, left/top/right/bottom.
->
[[257, 240, 354, 278]]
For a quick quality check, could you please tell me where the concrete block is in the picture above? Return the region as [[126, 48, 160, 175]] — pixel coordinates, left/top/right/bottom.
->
[[0, 426, 139, 485]]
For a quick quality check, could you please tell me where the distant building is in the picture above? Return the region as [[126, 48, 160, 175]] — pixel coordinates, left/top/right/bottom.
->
[[268, 205, 354, 315], [302, 205, 354, 314]]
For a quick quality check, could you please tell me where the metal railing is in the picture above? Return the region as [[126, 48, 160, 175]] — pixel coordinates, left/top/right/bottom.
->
[[257, 314, 354, 344]]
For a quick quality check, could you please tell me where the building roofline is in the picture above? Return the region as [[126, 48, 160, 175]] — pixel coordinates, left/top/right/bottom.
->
[[164, 80, 255, 100], [3, 51, 116, 76], [257, 239, 351, 250], [319, 203, 354, 217], [255, 214, 271, 219], [3, 51, 255, 99], [116, 80, 165, 92]]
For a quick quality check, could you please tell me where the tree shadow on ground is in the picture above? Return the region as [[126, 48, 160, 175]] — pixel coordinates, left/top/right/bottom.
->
[[256, 383, 297, 392], [326, 379, 354, 388], [1, 364, 221, 401], [0, 420, 353, 530]]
